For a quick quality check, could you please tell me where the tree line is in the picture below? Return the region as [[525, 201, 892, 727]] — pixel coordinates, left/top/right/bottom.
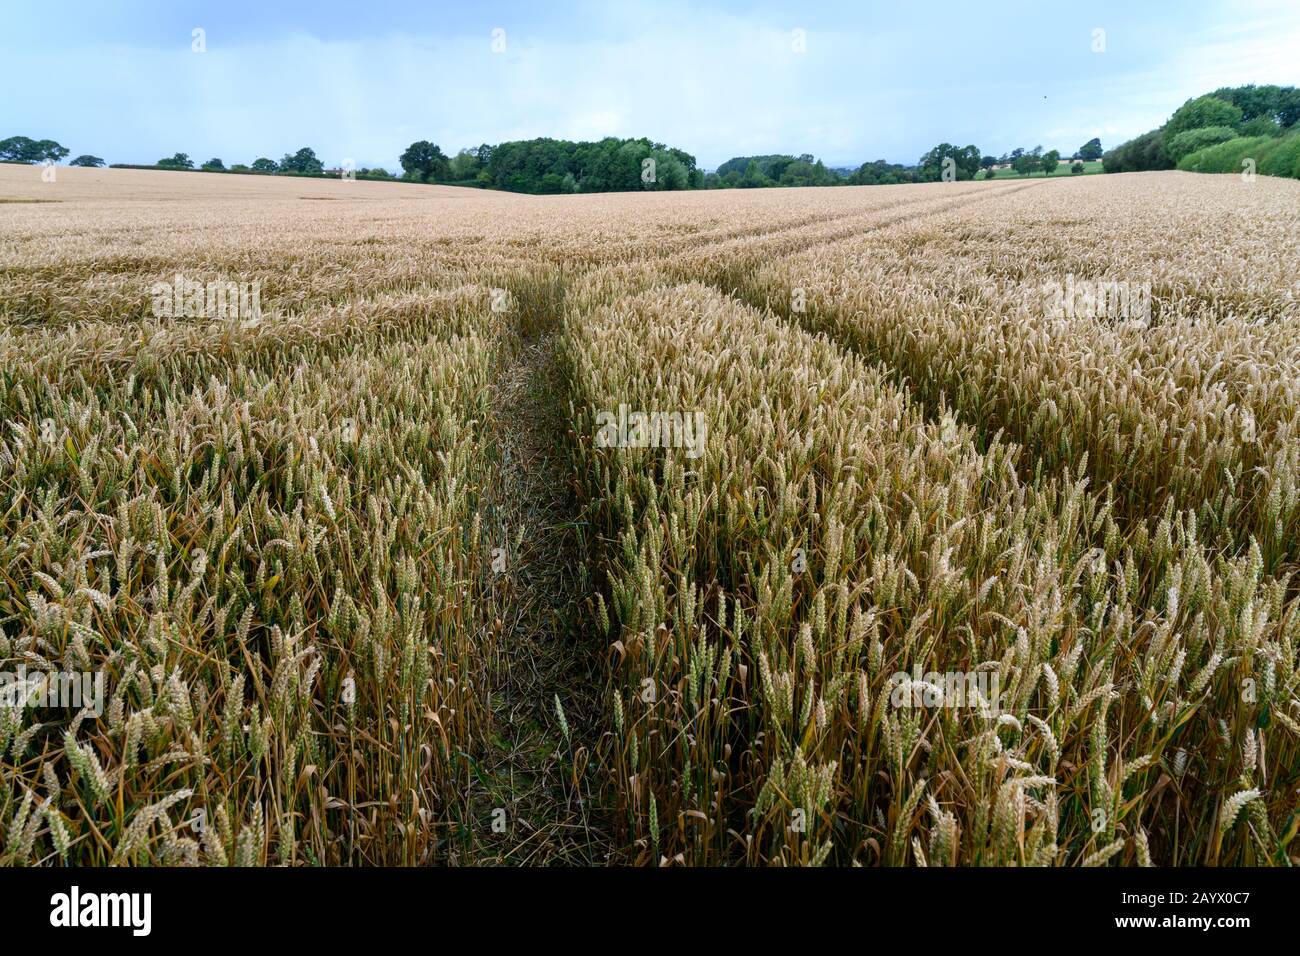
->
[[2, 132, 1109, 193], [409, 137, 1105, 192]]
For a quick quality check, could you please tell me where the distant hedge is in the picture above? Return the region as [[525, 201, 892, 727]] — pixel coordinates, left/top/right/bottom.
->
[[108, 163, 397, 181]]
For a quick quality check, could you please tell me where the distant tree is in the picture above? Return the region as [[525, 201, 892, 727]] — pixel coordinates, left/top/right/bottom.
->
[[1012, 151, 1040, 176], [157, 152, 195, 169], [739, 159, 770, 188], [713, 154, 837, 187], [1209, 84, 1300, 128], [918, 143, 981, 181], [980, 155, 997, 170], [983, 167, 999, 180], [648, 149, 689, 190], [0, 136, 36, 162], [230, 163, 250, 172], [250, 157, 278, 173], [447, 148, 482, 181], [399, 140, 449, 182], [470, 135, 699, 194], [1077, 137, 1103, 161], [765, 155, 794, 181], [0, 136, 69, 163], [1071, 161, 1084, 174], [848, 159, 919, 186], [779, 159, 817, 186], [1164, 95, 1243, 140], [1041, 149, 1061, 176], [69, 155, 106, 167], [201, 158, 226, 171], [36, 139, 69, 163], [1102, 128, 1174, 173], [280, 147, 323, 175]]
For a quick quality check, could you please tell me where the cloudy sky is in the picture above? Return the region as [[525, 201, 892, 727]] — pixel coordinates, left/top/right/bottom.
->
[[4, 0, 1298, 170]]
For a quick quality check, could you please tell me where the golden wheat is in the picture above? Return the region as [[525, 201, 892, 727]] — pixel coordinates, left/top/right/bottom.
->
[[2, 163, 1298, 866]]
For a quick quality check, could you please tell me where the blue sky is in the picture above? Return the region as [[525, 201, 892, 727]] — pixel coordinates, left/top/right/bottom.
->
[[3, 0, 1297, 170]]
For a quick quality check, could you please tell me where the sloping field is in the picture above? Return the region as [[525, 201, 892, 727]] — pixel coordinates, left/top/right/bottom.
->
[[2, 164, 1299, 866]]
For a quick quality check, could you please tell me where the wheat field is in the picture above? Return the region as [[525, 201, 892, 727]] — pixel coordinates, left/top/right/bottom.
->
[[2, 163, 1299, 866]]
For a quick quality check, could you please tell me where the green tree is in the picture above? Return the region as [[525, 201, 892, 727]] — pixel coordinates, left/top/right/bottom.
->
[[1077, 137, 1103, 161], [715, 154, 836, 187], [1041, 149, 1060, 176], [648, 150, 689, 190], [398, 140, 449, 182], [250, 157, 278, 172], [157, 152, 195, 169], [447, 148, 482, 181], [1012, 151, 1039, 176], [848, 159, 918, 186], [1209, 84, 1300, 128], [0, 136, 69, 163], [1102, 128, 1173, 173], [739, 159, 770, 188], [779, 159, 817, 186], [918, 143, 981, 181], [201, 158, 226, 171], [280, 147, 323, 175], [0, 136, 36, 162], [1164, 95, 1243, 140], [69, 155, 105, 167], [1071, 161, 1084, 174], [34, 139, 70, 163], [472, 136, 700, 194]]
